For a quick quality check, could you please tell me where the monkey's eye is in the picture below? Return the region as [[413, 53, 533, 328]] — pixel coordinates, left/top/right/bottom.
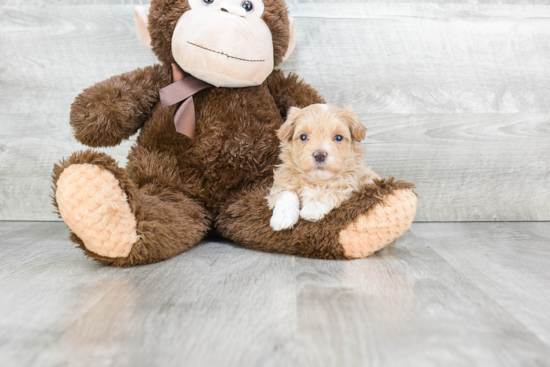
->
[[202, 0, 215, 5], [241, 1, 254, 12], [300, 134, 308, 141], [334, 135, 344, 142]]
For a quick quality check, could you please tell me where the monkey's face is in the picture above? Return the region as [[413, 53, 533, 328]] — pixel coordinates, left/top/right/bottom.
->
[[146, 0, 293, 88], [172, 0, 274, 87]]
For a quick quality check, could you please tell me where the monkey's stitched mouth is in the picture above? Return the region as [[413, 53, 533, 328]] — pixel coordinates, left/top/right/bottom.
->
[[187, 42, 265, 63]]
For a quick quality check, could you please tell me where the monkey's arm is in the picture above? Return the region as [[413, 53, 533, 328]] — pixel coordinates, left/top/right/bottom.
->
[[267, 69, 326, 120], [70, 64, 169, 147]]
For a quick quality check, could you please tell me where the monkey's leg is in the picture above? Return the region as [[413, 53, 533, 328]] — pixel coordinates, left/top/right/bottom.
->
[[52, 150, 211, 267], [215, 179, 416, 259]]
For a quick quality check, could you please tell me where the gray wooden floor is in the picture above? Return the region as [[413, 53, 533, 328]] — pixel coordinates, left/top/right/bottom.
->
[[1, 221, 549, 367]]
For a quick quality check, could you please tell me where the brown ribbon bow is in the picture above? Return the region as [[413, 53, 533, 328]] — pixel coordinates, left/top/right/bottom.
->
[[160, 63, 213, 140]]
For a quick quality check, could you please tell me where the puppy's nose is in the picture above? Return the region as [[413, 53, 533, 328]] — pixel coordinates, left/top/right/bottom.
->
[[313, 150, 328, 163]]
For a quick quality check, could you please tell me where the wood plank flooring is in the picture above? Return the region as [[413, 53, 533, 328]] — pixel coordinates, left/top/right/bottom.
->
[[1, 221, 549, 367], [1, 3, 550, 221]]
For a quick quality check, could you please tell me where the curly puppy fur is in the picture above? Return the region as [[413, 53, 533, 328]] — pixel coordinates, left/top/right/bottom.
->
[[53, 0, 416, 266], [268, 104, 379, 230]]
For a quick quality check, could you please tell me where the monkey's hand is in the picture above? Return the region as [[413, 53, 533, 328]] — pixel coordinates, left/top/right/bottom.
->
[[70, 64, 168, 147]]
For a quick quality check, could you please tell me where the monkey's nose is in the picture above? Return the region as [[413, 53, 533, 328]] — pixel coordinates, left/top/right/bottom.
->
[[313, 151, 328, 163], [220, 2, 246, 17]]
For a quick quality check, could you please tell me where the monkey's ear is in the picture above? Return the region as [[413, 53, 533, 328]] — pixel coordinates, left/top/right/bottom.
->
[[342, 106, 367, 142], [277, 106, 301, 141], [134, 6, 152, 50], [282, 17, 296, 62]]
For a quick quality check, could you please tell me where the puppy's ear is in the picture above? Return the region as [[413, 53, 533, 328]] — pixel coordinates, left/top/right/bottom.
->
[[342, 106, 366, 142], [277, 107, 301, 141]]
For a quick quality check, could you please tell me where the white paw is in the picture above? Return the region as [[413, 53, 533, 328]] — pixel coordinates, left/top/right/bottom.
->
[[300, 201, 331, 222], [270, 192, 300, 231], [270, 211, 299, 231]]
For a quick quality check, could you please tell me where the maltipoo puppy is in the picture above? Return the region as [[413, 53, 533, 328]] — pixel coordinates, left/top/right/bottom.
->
[[268, 104, 379, 231]]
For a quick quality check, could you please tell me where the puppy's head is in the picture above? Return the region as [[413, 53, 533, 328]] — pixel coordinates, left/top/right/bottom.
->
[[276, 104, 367, 180]]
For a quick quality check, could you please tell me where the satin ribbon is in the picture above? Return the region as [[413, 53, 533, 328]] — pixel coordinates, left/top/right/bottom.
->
[[159, 63, 213, 140]]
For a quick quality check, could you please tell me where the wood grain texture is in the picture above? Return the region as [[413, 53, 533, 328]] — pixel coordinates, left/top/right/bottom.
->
[[1, 3, 550, 220], [414, 222, 550, 345], [1, 221, 550, 366], [285, 4, 550, 113], [360, 113, 550, 221], [0, 0, 151, 4]]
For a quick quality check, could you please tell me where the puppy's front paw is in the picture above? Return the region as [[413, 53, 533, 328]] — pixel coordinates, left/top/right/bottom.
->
[[270, 211, 299, 231], [270, 192, 300, 231], [300, 201, 331, 222]]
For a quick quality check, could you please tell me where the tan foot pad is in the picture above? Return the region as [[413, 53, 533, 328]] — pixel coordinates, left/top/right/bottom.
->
[[56, 164, 138, 258], [339, 189, 417, 259]]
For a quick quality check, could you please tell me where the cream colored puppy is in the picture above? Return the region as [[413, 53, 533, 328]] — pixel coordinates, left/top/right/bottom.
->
[[268, 104, 379, 231]]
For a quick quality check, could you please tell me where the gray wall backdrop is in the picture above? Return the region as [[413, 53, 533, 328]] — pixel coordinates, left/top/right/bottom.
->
[[1, 0, 549, 221]]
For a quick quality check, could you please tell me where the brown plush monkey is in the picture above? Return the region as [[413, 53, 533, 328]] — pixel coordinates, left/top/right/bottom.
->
[[52, 0, 417, 267]]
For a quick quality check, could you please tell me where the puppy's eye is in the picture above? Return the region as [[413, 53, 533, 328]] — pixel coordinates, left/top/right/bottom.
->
[[202, 0, 215, 4], [334, 135, 344, 142], [300, 134, 308, 141]]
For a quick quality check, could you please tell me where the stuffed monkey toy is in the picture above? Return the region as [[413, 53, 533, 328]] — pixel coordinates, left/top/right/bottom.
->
[[52, 0, 417, 267]]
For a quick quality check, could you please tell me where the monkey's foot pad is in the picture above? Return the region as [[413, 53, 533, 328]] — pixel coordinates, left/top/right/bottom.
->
[[56, 164, 138, 258], [339, 189, 417, 259]]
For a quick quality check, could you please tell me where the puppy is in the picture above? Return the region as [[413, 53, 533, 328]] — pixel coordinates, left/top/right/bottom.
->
[[268, 104, 379, 231]]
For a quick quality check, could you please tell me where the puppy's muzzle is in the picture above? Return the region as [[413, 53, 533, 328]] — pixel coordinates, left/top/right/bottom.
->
[[313, 150, 328, 163]]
